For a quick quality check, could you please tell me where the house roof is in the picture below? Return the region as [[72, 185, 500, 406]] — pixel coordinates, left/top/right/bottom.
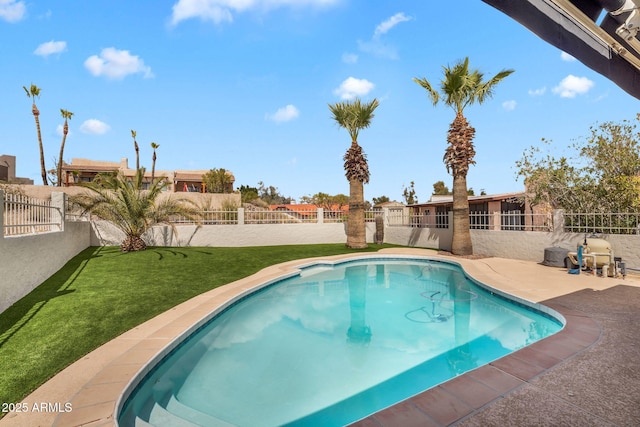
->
[[269, 204, 349, 215], [61, 158, 233, 183], [411, 191, 525, 207], [374, 201, 405, 208]]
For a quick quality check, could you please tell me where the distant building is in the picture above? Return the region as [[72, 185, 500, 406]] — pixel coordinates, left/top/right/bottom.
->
[[270, 203, 349, 214], [60, 158, 234, 193], [0, 154, 34, 185], [410, 192, 537, 230]]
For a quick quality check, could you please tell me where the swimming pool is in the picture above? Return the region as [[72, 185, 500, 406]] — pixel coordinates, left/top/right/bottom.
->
[[117, 256, 563, 426]]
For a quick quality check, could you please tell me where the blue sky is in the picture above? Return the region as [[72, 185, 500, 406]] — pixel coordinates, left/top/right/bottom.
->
[[2, 0, 639, 203]]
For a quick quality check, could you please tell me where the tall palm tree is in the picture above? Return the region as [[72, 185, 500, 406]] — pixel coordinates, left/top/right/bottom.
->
[[131, 129, 140, 171], [57, 109, 74, 187], [413, 58, 513, 255], [328, 98, 379, 249], [150, 142, 159, 183], [71, 168, 201, 252], [23, 84, 48, 185]]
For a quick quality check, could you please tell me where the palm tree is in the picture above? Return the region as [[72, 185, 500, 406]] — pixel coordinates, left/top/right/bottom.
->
[[328, 98, 379, 249], [131, 130, 140, 171], [57, 109, 74, 187], [71, 168, 201, 252], [413, 58, 513, 255], [23, 84, 48, 185], [150, 142, 159, 183]]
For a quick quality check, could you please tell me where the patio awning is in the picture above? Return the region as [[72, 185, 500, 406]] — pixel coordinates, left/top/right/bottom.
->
[[482, 0, 640, 100]]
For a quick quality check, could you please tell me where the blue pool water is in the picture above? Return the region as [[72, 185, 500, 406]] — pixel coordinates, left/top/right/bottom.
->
[[118, 257, 563, 427]]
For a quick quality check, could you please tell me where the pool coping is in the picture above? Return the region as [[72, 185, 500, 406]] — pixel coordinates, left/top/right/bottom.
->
[[1, 248, 638, 427]]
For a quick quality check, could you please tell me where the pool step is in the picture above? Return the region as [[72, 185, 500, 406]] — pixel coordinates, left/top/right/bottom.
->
[[132, 389, 233, 427], [134, 417, 154, 426], [147, 401, 201, 427], [166, 394, 235, 426]]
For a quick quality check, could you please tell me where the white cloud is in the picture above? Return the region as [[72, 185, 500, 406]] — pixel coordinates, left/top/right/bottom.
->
[[266, 104, 299, 123], [502, 100, 516, 111], [84, 48, 153, 80], [79, 119, 110, 135], [373, 12, 412, 40], [34, 40, 67, 57], [356, 12, 411, 60], [342, 52, 358, 64], [333, 77, 374, 100], [0, 0, 26, 22], [170, 0, 339, 26], [560, 51, 576, 62], [552, 75, 594, 98], [528, 87, 546, 96]]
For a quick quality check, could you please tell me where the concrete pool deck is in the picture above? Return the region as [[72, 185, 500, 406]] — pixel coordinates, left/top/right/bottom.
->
[[2, 248, 639, 426]]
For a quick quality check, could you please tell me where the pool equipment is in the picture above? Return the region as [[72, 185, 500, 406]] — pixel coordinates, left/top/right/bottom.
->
[[567, 236, 619, 276]]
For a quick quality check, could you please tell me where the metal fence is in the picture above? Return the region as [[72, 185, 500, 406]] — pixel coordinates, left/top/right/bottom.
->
[[387, 210, 554, 232], [564, 211, 640, 235], [246, 208, 319, 224], [172, 208, 378, 225], [2, 193, 62, 236], [386, 211, 450, 228], [469, 211, 554, 231]]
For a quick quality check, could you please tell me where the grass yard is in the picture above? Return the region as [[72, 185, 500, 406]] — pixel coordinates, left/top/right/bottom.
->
[[0, 244, 397, 409]]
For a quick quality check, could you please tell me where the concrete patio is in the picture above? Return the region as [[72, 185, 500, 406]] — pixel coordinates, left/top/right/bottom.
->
[[1, 248, 639, 427]]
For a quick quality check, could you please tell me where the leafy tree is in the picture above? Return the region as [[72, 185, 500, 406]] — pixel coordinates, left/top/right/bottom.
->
[[372, 195, 390, 205], [23, 84, 48, 185], [203, 168, 233, 193], [402, 181, 418, 204], [57, 109, 74, 187], [238, 185, 259, 203], [301, 192, 350, 210], [333, 193, 349, 208], [328, 98, 380, 249], [414, 57, 513, 255], [257, 181, 291, 204], [516, 117, 640, 213], [71, 168, 200, 252], [432, 180, 451, 195]]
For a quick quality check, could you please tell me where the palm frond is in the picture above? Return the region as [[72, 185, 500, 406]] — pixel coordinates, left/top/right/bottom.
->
[[70, 170, 201, 251], [329, 98, 379, 142]]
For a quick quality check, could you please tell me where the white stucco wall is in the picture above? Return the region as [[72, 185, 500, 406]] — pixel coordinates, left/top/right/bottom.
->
[[383, 210, 640, 269], [89, 220, 377, 247], [0, 220, 91, 313], [383, 225, 451, 251], [470, 230, 640, 268]]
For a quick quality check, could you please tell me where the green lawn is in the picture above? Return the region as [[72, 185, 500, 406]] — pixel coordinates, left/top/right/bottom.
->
[[0, 244, 397, 407]]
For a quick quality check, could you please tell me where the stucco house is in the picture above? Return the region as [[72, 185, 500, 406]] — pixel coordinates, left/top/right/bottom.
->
[[0, 154, 34, 185], [60, 158, 234, 193], [409, 192, 549, 231]]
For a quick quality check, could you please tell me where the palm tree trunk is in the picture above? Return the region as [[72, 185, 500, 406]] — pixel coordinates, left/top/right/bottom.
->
[[347, 179, 368, 249], [151, 151, 156, 183], [57, 124, 68, 187], [135, 143, 140, 171], [451, 174, 473, 255], [33, 104, 47, 186]]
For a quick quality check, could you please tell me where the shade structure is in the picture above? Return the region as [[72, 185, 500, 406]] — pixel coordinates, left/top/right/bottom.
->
[[482, 0, 640, 100]]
